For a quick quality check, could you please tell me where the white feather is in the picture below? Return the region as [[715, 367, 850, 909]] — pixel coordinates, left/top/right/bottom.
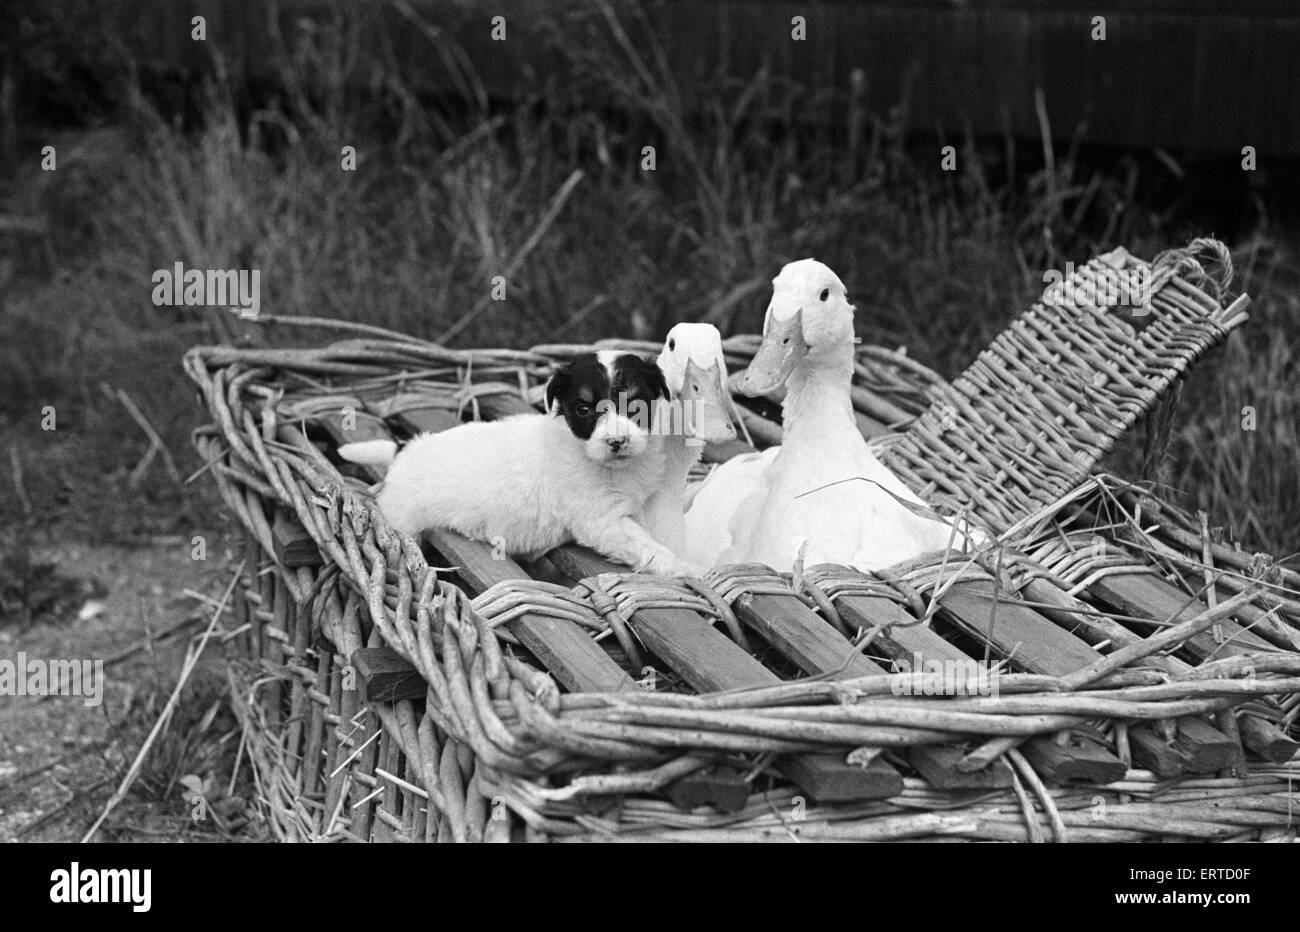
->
[[685, 259, 974, 572]]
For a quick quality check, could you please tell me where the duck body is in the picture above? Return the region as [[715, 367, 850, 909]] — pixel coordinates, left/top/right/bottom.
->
[[685, 258, 968, 573], [682, 448, 774, 565]]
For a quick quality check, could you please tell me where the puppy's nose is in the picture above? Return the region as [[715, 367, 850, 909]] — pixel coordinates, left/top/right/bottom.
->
[[607, 437, 626, 452]]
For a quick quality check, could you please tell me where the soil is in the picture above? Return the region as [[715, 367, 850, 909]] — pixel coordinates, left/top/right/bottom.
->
[[0, 535, 268, 842]]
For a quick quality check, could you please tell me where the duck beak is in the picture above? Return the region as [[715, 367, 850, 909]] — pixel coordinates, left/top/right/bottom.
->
[[738, 307, 806, 396], [678, 358, 736, 444]]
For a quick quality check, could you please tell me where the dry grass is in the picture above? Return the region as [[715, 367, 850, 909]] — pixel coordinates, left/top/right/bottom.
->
[[1, 0, 1297, 561]]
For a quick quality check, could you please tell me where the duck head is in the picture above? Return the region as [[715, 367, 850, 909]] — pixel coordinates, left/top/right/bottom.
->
[[738, 259, 855, 397], [656, 322, 737, 444]]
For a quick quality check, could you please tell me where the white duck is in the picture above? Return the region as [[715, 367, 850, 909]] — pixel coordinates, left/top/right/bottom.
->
[[684, 259, 971, 572], [640, 323, 737, 556]]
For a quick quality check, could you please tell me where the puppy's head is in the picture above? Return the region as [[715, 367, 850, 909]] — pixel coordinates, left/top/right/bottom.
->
[[545, 351, 669, 465]]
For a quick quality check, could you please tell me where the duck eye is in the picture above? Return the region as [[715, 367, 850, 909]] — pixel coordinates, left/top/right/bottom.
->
[[819, 288, 830, 302], [668, 338, 676, 351]]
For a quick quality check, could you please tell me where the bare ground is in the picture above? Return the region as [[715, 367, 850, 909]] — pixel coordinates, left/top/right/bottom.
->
[[0, 537, 268, 842]]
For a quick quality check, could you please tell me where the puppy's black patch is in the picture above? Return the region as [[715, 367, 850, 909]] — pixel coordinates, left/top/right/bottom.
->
[[545, 353, 668, 440], [546, 353, 609, 440], [610, 354, 670, 424]]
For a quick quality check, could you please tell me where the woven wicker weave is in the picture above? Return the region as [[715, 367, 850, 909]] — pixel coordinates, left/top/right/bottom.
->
[[879, 241, 1249, 532], [185, 241, 1299, 842]]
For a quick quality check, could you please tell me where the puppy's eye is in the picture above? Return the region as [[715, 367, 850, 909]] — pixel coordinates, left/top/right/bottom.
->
[[819, 288, 830, 302], [574, 403, 592, 418], [668, 338, 676, 351]]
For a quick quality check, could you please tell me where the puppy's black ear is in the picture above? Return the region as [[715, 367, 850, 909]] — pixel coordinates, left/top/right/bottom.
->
[[638, 356, 670, 401], [544, 363, 570, 413]]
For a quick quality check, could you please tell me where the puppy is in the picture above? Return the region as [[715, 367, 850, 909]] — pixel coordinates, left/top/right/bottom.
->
[[367, 351, 702, 576]]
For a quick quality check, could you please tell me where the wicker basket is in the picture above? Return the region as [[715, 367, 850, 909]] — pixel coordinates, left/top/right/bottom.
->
[[185, 242, 1300, 842]]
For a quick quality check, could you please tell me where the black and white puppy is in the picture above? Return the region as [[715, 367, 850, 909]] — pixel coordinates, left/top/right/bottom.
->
[[363, 351, 703, 576], [545, 351, 668, 464]]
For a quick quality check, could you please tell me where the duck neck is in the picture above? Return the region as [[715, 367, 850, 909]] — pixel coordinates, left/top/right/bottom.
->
[[781, 345, 857, 441]]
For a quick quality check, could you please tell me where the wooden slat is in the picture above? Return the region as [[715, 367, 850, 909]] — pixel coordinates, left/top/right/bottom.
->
[[365, 389, 463, 435], [732, 593, 879, 678], [937, 580, 1104, 677], [1127, 716, 1239, 777], [272, 510, 323, 567], [1022, 574, 1264, 771], [740, 589, 1002, 792], [1086, 572, 1276, 661], [665, 767, 750, 814], [834, 593, 971, 667], [353, 646, 427, 704], [729, 591, 913, 799], [302, 405, 392, 447], [548, 547, 779, 693], [825, 584, 1014, 788], [393, 407, 461, 436], [428, 529, 635, 694], [934, 579, 1131, 782], [908, 745, 1015, 789], [1083, 572, 1284, 769], [1238, 713, 1300, 764], [1015, 571, 1255, 773], [1126, 726, 1185, 778], [288, 403, 391, 482], [1168, 716, 1239, 771], [1125, 717, 1240, 778], [1021, 727, 1128, 784], [433, 526, 754, 808], [773, 753, 903, 803], [472, 392, 536, 420], [549, 546, 902, 801], [1020, 576, 1184, 672]]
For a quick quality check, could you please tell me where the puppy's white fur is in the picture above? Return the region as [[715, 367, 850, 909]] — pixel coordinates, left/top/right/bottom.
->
[[338, 438, 397, 467], [371, 381, 698, 577], [583, 349, 651, 464]]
